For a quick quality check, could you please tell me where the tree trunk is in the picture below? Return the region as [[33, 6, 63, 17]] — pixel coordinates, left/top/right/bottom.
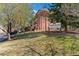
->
[[7, 20, 12, 40], [65, 26, 67, 32], [8, 33, 11, 40], [64, 20, 67, 32]]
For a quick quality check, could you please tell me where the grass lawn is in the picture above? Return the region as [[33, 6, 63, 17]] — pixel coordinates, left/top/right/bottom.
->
[[0, 31, 79, 56]]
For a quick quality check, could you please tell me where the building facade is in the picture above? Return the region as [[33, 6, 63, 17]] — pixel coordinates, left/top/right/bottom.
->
[[32, 9, 50, 31]]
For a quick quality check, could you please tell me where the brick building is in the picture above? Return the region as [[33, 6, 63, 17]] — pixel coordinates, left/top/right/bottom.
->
[[32, 9, 50, 31]]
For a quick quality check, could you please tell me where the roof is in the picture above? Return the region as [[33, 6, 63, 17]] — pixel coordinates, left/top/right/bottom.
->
[[0, 25, 3, 29], [0, 25, 6, 33], [36, 8, 49, 17], [40, 8, 49, 13]]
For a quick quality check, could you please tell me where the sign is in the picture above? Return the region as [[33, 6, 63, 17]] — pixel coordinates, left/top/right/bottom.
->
[[48, 22, 61, 30]]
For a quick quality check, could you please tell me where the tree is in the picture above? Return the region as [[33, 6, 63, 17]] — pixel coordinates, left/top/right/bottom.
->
[[49, 3, 79, 32], [0, 4, 33, 40], [60, 4, 79, 31], [49, 3, 67, 31]]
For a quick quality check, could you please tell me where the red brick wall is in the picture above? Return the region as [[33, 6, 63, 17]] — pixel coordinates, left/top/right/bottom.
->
[[34, 16, 50, 31], [32, 9, 50, 32]]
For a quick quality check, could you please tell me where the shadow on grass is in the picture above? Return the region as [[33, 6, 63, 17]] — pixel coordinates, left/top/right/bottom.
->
[[13, 32, 44, 40], [43, 31, 67, 41], [13, 31, 79, 41], [43, 31, 79, 40]]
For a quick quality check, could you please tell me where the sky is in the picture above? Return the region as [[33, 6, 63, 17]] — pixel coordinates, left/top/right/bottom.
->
[[32, 3, 50, 14]]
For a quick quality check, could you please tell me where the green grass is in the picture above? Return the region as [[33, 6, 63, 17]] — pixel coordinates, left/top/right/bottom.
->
[[0, 32, 79, 56]]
